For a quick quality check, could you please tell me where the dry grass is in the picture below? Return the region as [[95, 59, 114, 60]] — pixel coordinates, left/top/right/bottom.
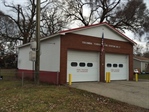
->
[[0, 69, 148, 112], [0, 82, 148, 112]]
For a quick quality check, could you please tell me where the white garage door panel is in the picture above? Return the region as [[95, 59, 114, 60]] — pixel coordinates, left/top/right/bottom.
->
[[67, 50, 99, 82], [105, 54, 128, 80]]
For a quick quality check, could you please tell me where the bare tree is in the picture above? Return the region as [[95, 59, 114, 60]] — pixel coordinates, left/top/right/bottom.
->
[[2, 0, 69, 44], [0, 10, 18, 68], [2, 0, 149, 45], [143, 51, 149, 58], [133, 44, 144, 56], [57, 0, 149, 33], [109, 0, 149, 34], [56, 0, 120, 26], [146, 42, 149, 51], [40, 3, 68, 37], [0, 10, 18, 55], [2, 0, 37, 44]]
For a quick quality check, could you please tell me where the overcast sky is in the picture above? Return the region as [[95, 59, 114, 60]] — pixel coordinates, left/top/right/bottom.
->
[[0, 0, 149, 49]]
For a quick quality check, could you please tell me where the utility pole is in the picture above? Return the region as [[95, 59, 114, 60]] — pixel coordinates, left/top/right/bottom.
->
[[17, 5, 20, 23], [35, 0, 41, 84]]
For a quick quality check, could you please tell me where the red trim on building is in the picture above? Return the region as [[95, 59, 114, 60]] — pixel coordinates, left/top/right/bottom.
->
[[17, 69, 34, 80], [59, 33, 133, 84], [17, 69, 59, 84]]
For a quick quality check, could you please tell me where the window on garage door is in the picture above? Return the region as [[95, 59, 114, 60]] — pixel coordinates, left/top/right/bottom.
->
[[119, 64, 123, 68], [87, 63, 93, 67], [71, 62, 77, 67], [71, 62, 94, 67], [113, 64, 117, 67], [107, 63, 112, 67], [79, 62, 85, 67], [107, 63, 124, 68]]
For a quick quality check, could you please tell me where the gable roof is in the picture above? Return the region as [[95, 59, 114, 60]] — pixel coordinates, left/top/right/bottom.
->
[[134, 56, 149, 62], [60, 22, 136, 45], [19, 22, 136, 48]]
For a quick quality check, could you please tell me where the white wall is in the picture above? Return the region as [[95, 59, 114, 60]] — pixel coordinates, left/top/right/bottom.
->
[[133, 59, 149, 72], [18, 36, 60, 72], [73, 25, 127, 42], [40, 36, 60, 72], [18, 46, 32, 70], [141, 62, 148, 72]]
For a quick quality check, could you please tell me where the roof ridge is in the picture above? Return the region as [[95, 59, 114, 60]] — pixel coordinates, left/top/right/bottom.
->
[[60, 22, 136, 45]]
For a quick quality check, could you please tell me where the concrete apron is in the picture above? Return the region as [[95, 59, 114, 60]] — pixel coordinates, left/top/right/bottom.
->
[[71, 80, 149, 109]]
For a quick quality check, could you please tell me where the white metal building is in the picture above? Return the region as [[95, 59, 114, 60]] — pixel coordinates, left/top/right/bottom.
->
[[17, 22, 136, 84]]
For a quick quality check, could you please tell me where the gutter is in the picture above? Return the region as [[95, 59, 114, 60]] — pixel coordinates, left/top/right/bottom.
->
[[18, 33, 61, 48], [133, 58, 149, 63]]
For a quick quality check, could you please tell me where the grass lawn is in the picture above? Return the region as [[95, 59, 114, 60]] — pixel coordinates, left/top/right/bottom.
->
[[133, 74, 149, 80], [0, 69, 148, 112], [138, 74, 149, 80]]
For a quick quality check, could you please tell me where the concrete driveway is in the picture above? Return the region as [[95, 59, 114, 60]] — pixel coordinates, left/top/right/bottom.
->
[[71, 80, 149, 109]]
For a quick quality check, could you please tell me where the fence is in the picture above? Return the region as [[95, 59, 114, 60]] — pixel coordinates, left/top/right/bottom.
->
[[0, 69, 60, 86]]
